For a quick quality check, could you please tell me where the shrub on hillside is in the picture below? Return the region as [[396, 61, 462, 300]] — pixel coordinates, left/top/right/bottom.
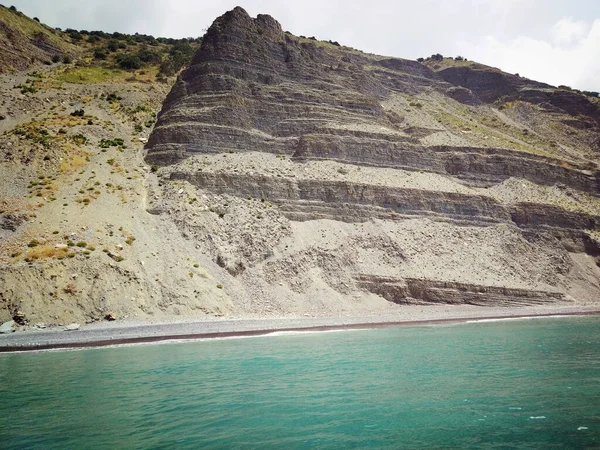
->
[[90, 30, 109, 39], [582, 91, 600, 98], [137, 49, 161, 64], [158, 42, 195, 76], [107, 40, 119, 52], [170, 41, 194, 57], [67, 29, 83, 41], [116, 53, 143, 70], [93, 47, 107, 60], [105, 92, 122, 102]]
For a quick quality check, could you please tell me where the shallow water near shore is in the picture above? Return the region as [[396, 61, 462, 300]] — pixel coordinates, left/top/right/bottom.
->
[[1, 317, 599, 449]]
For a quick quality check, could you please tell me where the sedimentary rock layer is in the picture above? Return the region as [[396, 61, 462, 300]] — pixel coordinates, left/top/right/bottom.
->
[[146, 7, 600, 309]]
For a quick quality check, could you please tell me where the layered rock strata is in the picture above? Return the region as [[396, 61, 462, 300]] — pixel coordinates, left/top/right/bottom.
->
[[146, 7, 600, 311]]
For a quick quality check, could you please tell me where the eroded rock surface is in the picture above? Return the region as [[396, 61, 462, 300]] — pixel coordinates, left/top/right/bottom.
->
[[145, 7, 600, 311]]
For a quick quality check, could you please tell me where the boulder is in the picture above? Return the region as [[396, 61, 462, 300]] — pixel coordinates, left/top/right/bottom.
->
[[0, 320, 15, 334], [64, 323, 80, 331]]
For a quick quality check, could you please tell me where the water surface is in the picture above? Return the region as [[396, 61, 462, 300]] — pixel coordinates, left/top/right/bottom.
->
[[1, 317, 599, 448]]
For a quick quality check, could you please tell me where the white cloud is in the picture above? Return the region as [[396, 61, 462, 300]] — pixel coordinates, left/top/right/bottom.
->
[[552, 17, 588, 45], [458, 18, 600, 91]]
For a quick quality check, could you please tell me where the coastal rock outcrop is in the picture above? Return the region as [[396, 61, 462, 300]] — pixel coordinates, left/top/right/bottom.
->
[[145, 7, 600, 312]]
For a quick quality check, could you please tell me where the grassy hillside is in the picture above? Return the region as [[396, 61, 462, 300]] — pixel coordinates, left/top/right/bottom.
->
[[0, 4, 202, 79]]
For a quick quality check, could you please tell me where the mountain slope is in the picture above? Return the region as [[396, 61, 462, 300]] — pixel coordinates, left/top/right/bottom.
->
[[1, 7, 600, 327], [145, 7, 600, 311], [0, 5, 77, 71]]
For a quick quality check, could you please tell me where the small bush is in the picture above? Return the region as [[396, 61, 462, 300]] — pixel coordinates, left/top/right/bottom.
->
[[107, 40, 119, 52], [20, 85, 38, 94], [116, 53, 143, 70], [62, 55, 72, 64], [137, 49, 161, 64], [100, 138, 124, 148], [69, 30, 83, 42], [105, 92, 122, 102], [70, 109, 85, 117], [93, 47, 107, 60], [72, 134, 87, 145], [28, 240, 39, 248], [52, 54, 61, 63]]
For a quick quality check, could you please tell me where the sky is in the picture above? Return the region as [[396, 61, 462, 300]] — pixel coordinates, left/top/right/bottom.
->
[[7, 0, 600, 91]]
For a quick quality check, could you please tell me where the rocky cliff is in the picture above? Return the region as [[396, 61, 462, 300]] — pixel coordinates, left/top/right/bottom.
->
[[144, 7, 600, 310], [1, 7, 600, 329]]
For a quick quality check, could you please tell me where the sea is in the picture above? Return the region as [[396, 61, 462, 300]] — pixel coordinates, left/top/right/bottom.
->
[[0, 316, 598, 449]]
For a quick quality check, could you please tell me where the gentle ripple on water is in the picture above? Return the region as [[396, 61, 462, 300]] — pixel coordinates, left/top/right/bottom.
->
[[0, 316, 599, 449]]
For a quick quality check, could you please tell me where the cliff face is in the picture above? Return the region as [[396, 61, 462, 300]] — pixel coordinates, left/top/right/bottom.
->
[[145, 7, 600, 311]]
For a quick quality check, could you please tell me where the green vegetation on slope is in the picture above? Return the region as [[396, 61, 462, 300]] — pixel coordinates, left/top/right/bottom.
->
[[0, 5, 72, 50]]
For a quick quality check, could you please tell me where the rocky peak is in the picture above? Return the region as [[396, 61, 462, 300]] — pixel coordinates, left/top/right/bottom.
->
[[191, 7, 283, 66]]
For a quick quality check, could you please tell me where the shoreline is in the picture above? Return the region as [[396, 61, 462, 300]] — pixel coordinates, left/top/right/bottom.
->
[[1, 305, 600, 353]]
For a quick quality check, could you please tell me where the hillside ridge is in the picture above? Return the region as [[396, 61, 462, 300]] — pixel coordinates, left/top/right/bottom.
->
[[1, 6, 600, 329]]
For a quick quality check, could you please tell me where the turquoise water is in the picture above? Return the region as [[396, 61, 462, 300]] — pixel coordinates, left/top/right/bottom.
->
[[0, 317, 599, 449]]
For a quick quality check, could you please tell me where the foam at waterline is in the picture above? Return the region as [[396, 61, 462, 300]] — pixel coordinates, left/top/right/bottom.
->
[[466, 315, 580, 324], [264, 328, 370, 337]]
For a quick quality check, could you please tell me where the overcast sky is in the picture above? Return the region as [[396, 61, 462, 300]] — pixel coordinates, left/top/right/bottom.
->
[[8, 0, 600, 91]]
